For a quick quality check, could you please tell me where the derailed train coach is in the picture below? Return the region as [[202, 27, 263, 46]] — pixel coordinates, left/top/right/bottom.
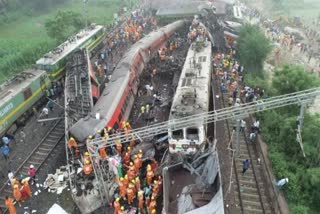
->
[[70, 20, 189, 142]]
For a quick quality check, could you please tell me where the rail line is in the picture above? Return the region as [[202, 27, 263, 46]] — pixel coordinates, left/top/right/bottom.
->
[[218, 82, 273, 213], [0, 118, 64, 210]]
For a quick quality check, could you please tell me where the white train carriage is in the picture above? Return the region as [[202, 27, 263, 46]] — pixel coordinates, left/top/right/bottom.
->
[[168, 40, 212, 155]]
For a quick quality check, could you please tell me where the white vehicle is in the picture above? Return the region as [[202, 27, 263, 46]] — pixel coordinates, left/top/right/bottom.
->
[[168, 39, 212, 155]]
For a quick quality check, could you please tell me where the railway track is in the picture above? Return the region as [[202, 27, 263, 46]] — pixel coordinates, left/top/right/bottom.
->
[[0, 118, 64, 210], [218, 85, 273, 214]]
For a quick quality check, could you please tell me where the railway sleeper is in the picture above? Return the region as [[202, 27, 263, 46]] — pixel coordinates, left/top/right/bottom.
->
[[242, 199, 264, 209], [38, 146, 54, 152], [243, 207, 264, 214]]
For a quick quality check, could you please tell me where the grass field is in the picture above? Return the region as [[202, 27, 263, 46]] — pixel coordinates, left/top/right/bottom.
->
[[0, 0, 124, 83]]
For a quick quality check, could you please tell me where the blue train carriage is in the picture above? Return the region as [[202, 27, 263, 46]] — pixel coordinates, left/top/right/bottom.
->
[[0, 69, 51, 135], [36, 24, 105, 81]]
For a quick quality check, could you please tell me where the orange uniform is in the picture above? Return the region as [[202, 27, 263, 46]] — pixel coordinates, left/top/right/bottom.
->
[[83, 163, 93, 175], [22, 180, 32, 197], [133, 156, 142, 174], [123, 175, 129, 188], [119, 181, 126, 199], [146, 169, 154, 186], [138, 192, 144, 214], [123, 152, 130, 166], [127, 187, 134, 204], [135, 177, 141, 190], [149, 200, 157, 213], [127, 168, 135, 182], [152, 181, 159, 196], [5, 197, 16, 214], [99, 147, 107, 159], [113, 199, 121, 214], [68, 138, 78, 149], [13, 186, 21, 202]]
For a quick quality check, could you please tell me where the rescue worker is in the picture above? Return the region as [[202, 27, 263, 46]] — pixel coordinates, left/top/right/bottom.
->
[[67, 137, 78, 155], [138, 149, 143, 160], [129, 181, 136, 196], [133, 155, 142, 174], [118, 206, 126, 214], [119, 177, 126, 200], [83, 160, 93, 175], [99, 147, 107, 159], [123, 152, 130, 166], [113, 197, 121, 214], [5, 196, 16, 214], [127, 162, 136, 181], [138, 190, 144, 214], [13, 185, 21, 205], [149, 197, 157, 213], [152, 180, 159, 196], [84, 151, 90, 163], [11, 178, 21, 190], [146, 104, 150, 114], [135, 176, 141, 191], [146, 164, 154, 186], [22, 179, 32, 197], [126, 183, 134, 204], [123, 174, 129, 188]]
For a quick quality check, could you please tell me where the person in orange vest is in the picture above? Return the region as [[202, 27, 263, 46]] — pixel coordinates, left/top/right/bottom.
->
[[123, 152, 130, 166], [126, 184, 134, 204], [118, 206, 126, 214], [99, 147, 107, 159], [127, 162, 135, 181], [13, 185, 21, 206], [123, 174, 129, 188], [146, 164, 154, 186], [5, 196, 16, 214], [21, 179, 32, 197], [68, 137, 78, 155], [116, 140, 122, 155], [11, 178, 21, 190], [119, 177, 126, 200], [83, 151, 90, 163], [138, 190, 144, 214], [129, 139, 135, 148], [83, 160, 93, 175], [127, 146, 131, 155], [133, 155, 142, 174], [129, 181, 136, 196], [138, 149, 143, 159], [113, 197, 121, 214], [152, 180, 159, 196], [149, 197, 157, 213], [135, 176, 141, 191]]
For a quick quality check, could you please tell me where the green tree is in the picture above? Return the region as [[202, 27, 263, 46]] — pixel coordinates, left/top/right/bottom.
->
[[236, 24, 272, 74], [272, 65, 320, 95], [45, 10, 85, 43]]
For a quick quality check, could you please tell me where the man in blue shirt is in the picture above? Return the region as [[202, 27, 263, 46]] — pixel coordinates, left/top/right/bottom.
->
[[1, 145, 10, 161]]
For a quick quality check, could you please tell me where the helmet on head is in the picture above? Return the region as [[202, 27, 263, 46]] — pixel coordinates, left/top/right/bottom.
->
[[70, 137, 74, 140], [121, 206, 124, 211], [154, 180, 157, 184], [130, 162, 133, 166], [30, 165, 34, 168], [127, 146, 131, 150], [134, 155, 138, 158], [120, 177, 124, 181], [14, 185, 18, 189], [88, 135, 93, 139], [85, 160, 90, 164], [97, 129, 102, 134], [84, 152, 89, 156], [116, 198, 120, 202], [139, 149, 142, 153], [125, 174, 128, 179], [151, 209, 156, 214]]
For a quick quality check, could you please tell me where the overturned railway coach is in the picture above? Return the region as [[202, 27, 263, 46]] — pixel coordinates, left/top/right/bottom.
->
[[70, 20, 188, 142]]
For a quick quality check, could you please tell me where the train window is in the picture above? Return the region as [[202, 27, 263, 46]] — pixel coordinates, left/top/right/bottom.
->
[[23, 88, 32, 100], [118, 113, 122, 123], [172, 129, 183, 140], [186, 128, 199, 141], [198, 56, 207, 62]]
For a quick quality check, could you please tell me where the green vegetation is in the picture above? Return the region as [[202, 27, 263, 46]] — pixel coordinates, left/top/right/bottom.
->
[[247, 65, 320, 213], [236, 24, 272, 74], [0, 0, 126, 83]]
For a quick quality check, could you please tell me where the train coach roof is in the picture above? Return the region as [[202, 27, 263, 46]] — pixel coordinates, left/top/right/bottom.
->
[[169, 41, 212, 122], [36, 25, 103, 66], [0, 69, 47, 107], [70, 21, 187, 142]]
